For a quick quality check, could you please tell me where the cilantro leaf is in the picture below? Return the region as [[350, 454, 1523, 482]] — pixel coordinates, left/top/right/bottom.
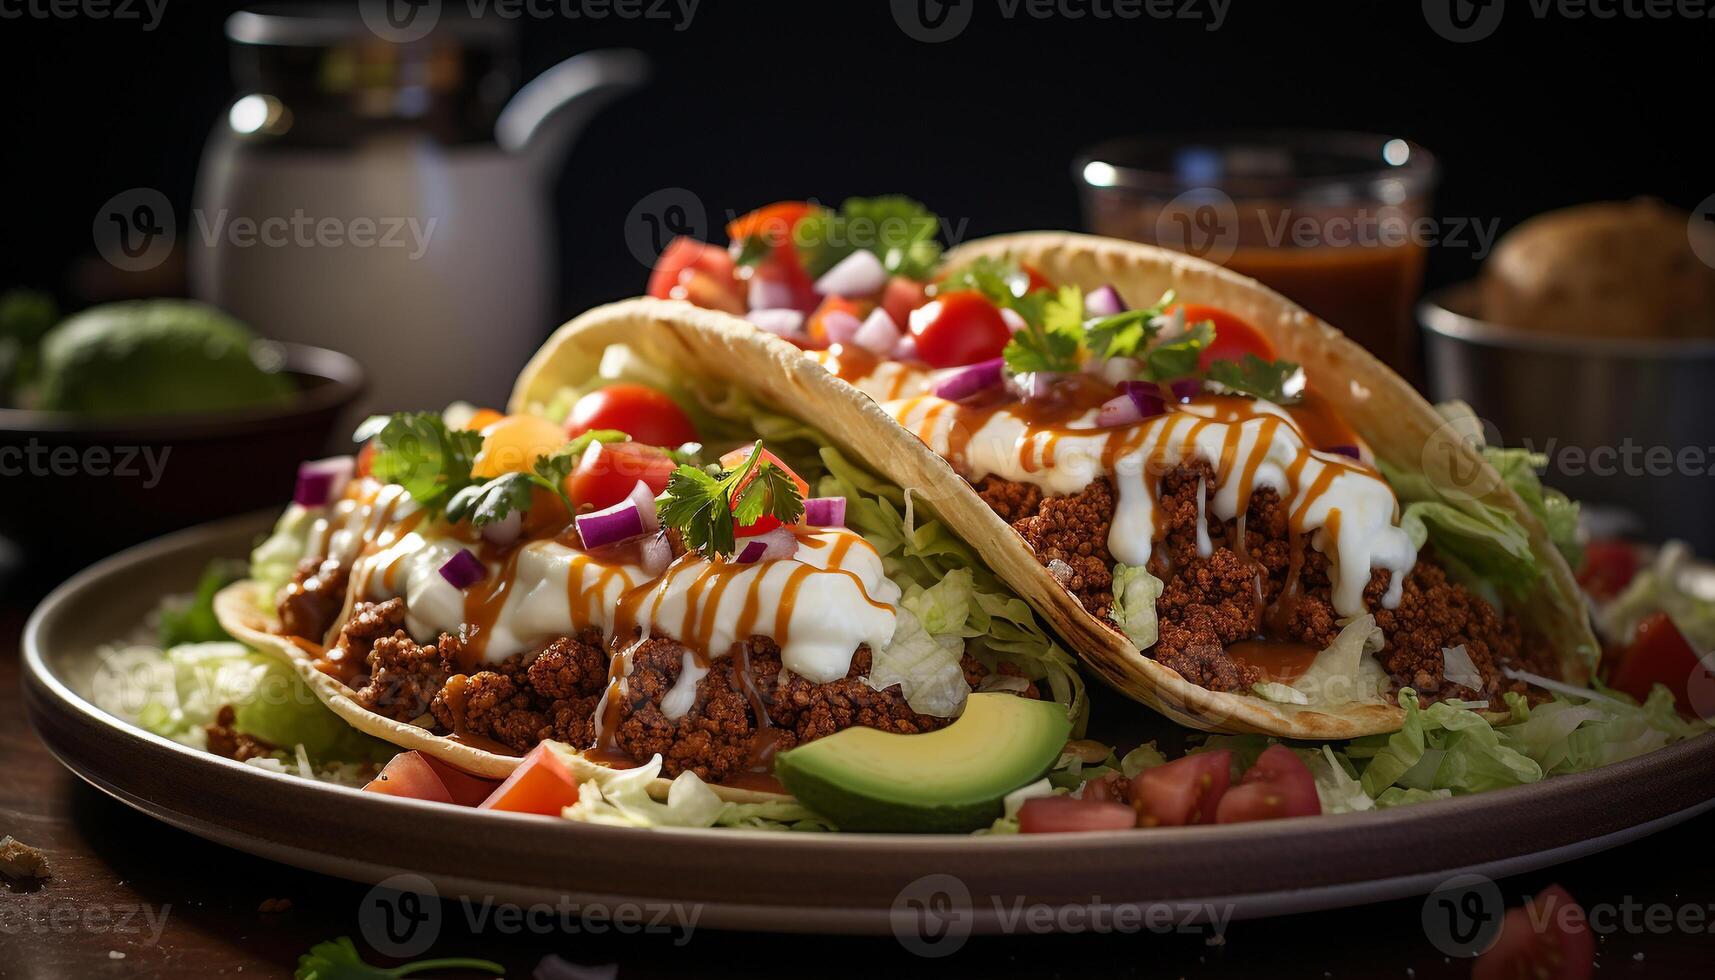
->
[[935, 256, 1032, 306], [1205, 354, 1306, 404], [1001, 284, 1085, 375], [293, 936, 502, 980], [352, 413, 484, 515], [1083, 290, 1177, 360], [658, 441, 804, 558], [794, 196, 944, 280], [1141, 320, 1213, 381], [445, 472, 535, 528]]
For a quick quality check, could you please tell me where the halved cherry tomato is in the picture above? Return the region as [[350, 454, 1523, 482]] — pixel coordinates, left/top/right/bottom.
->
[[422, 755, 501, 806], [1129, 749, 1231, 827], [470, 414, 568, 479], [479, 744, 582, 816], [806, 295, 874, 345], [1610, 612, 1704, 714], [1578, 539, 1640, 601], [565, 384, 698, 449], [1473, 885, 1594, 980], [1214, 744, 1321, 823], [363, 751, 454, 804], [648, 237, 744, 314], [908, 292, 1013, 368], [718, 446, 810, 537], [565, 441, 676, 512], [1018, 797, 1137, 833], [1171, 304, 1276, 371], [880, 275, 929, 329], [462, 407, 505, 432]]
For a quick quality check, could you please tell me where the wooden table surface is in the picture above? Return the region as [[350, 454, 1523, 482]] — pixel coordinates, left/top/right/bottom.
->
[[5, 585, 1713, 980]]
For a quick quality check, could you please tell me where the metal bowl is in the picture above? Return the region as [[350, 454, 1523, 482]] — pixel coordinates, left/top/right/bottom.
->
[[1420, 283, 1715, 551], [0, 342, 363, 586]]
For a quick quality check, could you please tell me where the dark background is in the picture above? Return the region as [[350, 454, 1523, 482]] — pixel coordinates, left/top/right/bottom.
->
[[2, 0, 1709, 323]]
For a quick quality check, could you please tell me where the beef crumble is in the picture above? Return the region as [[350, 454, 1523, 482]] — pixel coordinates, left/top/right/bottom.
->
[[278, 555, 349, 642], [204, 704, 277, 762], [982, 461, 1546, 704]]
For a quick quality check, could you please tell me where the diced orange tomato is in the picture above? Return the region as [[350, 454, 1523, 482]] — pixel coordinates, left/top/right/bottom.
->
[[470, 414, 568, 479], [478, 744, 582, 816]]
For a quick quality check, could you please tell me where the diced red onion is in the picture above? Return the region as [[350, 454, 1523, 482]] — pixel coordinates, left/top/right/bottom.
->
[[892, 334, 918, 361], [626, 480, 661, 534], [747, 308, 804, 337], [851, 308, 901, 354], [1084, 285, 1127, 317], [813, 249, 887, 298], [1007, 371, 1058, 401], [999, 307, 1027, 334], [748, 276, 795, 312], [803, 496, 846, 527], [1323, 444, 1361, 460], [480, 509, 522, 546], [818, 309, 860, 345], [294, 456, 354, 507], [933, 358, 1005, 401], [640, 532, 673, 577], [734, 526, 799, 564], [1099, 382, 1167, 428], [1169, 378, 1202, 402], [438, 549, 487, 589], [575, 496, 646, 549]]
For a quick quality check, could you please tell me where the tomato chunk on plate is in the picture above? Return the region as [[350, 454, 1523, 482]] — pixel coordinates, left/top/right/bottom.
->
[[1018, 797, 1137, 833], [365, 752, 454, 804], [1214, 744, 1321, 823], [1129, 749, 1231, 827], [479, 744, 583, 816], [1473, 885, 1594, 980]]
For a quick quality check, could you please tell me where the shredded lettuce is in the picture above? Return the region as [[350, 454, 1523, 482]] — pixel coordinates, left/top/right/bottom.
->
[[982, 777, 1059, 835], [157, 559, 244, 647], [870, 604, 970, 717], [1483, 446, 1583, 570], [1109, 563, 1164, 648], [551, 745, 831, 831], [1287, 614, 1387, 707], [250, 504, 318, 600]]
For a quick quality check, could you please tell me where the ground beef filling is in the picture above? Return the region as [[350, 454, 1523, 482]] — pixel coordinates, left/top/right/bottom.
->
[[204, 704, 277, 762], [980, 462, 1545, 705], [324, 598, 1024, 779], [278, 556, 349, 642]]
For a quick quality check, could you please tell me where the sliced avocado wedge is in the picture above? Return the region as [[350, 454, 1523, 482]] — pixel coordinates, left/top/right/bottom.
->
[[774, 693, 1071, 833]]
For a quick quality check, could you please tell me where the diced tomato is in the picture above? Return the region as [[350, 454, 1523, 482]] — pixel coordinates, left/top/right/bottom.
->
[[805, 295, 874, 346], [565, 384, 698, 449], [355, 440, 377, 479], [1019, 262, 1055, 294], [1473, 885, 1594, 980], [470, 414, 568, 480], [647, 237, 744, 314], [1018, 796, 1137, 833], [726, 201, 817, 247], [565, 441, 676, 512], [1610, 612, 1704, 714], [880, 275, 929, 330], [422, 755, 501, 807], [1129, 750, 1231, 827], [1214, 745, 1321, 823], [908, 292, 1013, 368], [728, 202, 820, 312], [1171, 304, 1276, 371], [1578, 539, 1640, 601], [718, 446, 810, 537], [1079, 771, 1126, 803], [363, 751, 454, 804], [479, 744, 582, 816]]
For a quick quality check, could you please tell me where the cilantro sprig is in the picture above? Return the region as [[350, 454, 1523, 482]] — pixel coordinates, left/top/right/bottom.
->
[[351, 413, 485, 515], [1205, 354, 1306, 404], [444, 429, 628, 528], [294, 936, 501, 980], [793, 196, 944, 280], [658, 440, 804, 558]]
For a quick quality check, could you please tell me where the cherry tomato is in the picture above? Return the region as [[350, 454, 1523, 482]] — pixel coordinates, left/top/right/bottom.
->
[[566, 441, 676, 512], [908, 292, 1013, 368], [647, 236, 744, 314], [1129, 750, 1231, 827], [471, 414, 568, 479], [363, 751, 454, 804], [1577, 539, 1640, 601], [1171, 304, 1276, 371], [718, 446, 810, 537], [1473, 885, 1594, 980], [880, 275, 929, 330], [479, 744, 582, 816], [565, 384, 698, 449], [806, 295, 874, 346], [1610, 612, 1705, 714], [1018, 797, 1137, 833], [1214, 744, 1321, 823]]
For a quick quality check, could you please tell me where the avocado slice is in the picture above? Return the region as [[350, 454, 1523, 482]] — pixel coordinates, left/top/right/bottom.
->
[[775, 693, 1071, 833]]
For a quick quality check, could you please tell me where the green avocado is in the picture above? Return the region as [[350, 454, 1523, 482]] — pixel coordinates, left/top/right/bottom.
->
[[775, 693, 1072, 833], [36, 299, 295, 416]]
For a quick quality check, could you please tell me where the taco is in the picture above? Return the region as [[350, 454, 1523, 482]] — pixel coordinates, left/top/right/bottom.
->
[[624, 197, 1598, 738], [215, 311, 1083, 817]]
